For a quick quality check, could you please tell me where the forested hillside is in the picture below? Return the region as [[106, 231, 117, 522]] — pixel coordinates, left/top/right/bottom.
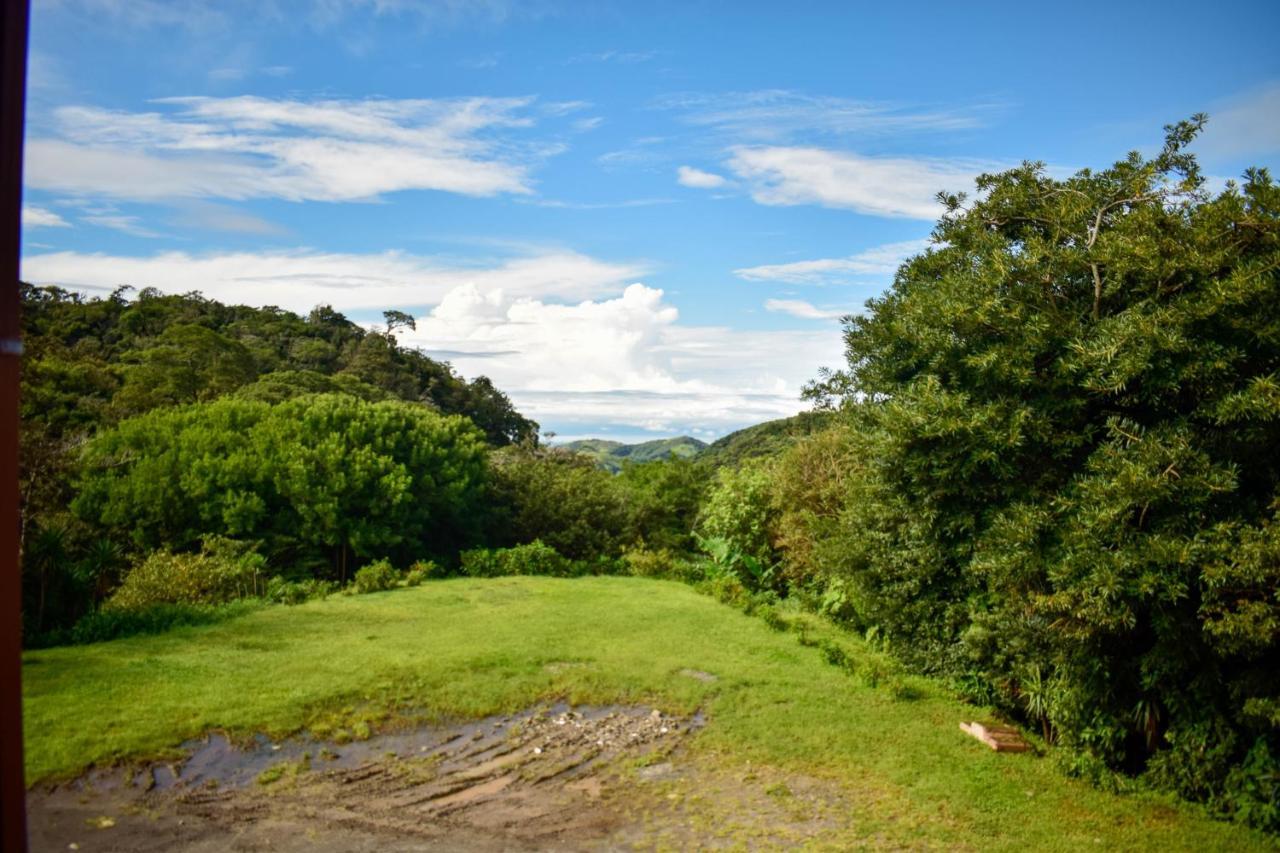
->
[[697, 411, 833, 469], [18, 285, 536, 637], [561, 436, 707, 472]]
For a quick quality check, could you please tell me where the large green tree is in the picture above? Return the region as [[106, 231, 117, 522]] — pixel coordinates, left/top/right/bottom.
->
[[807, 118, 1279, 826], [73, 394, 490, 580]]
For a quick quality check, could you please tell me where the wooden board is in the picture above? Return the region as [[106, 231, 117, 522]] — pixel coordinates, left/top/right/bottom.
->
[[960, 721, 1029, 753]]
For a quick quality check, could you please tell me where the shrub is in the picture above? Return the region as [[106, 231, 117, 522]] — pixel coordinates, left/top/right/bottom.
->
[[353, 559, 399, 594], [28, 601, 260, 647], [403, 559, 446, 586], [623, 547, 678, 578], [264, 576, 337, 605], [106, 539, 264, 610], [697, 463, 776, 566], [460, 540, 569, 578]]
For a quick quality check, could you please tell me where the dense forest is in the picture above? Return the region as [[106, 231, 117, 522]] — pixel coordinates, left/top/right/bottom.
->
[[18, 121, 1280, 833]]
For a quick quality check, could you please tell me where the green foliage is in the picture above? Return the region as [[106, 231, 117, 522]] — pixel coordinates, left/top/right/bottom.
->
[[623, 547, 678, 578], [106, 539, 265, 610], [264, 576, 337, 605], [74, 394, 490, 581], [460, 540, 572, 578], [698, 411, 833, 470], [697, 463, 777, 566], [41, 601, 259, 647], [487, 445, 632, 559], [616, 456, 709, 553], [404, 559, 445, 585], [459, 541, 625, 578], [793, 119, 1280, 827], [353, 559, 400, 594]]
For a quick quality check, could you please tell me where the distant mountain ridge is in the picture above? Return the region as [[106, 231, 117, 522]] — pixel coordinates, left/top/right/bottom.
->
[[560, 436, 707, 472], [560, 411, 835, 472]]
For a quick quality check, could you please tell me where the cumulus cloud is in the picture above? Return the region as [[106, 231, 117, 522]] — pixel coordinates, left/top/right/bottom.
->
[[25, 95, 548, 203], [763, 298, 847, 320], [676, 166, 727, 189], [22, 206, 70, 228], [735, 238, 931, 284], [726, 146, 990, 219], [398, 283, 843, 433], [21, 247, 647, 312]]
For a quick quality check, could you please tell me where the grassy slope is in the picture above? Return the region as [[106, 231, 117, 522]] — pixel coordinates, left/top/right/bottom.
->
[[23, 577, 1268, 850]]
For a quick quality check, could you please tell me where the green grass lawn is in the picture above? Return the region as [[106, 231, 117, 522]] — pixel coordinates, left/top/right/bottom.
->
[[22, 577, 1272, 850]]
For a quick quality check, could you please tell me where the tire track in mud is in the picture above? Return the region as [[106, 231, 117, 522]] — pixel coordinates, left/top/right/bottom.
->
[[28, 705, 706, 852]]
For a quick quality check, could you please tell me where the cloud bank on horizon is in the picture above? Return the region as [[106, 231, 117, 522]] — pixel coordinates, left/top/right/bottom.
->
[[21, 0, 1280, 440]]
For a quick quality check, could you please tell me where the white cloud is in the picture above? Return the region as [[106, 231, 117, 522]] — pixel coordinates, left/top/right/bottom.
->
[[398, 283, 843, 433], [1196, 81, 1280, 162], [22, 206, 70, 228], [727, 146, 990, 219], [676, 165, 727, 189], [25, 95, 546, 203], [659, 89, 998, 142], [21, 247, 648, 312], [735, 238, 931, 284], [573, 116, 604, 132], [763, 299, 846, 320]]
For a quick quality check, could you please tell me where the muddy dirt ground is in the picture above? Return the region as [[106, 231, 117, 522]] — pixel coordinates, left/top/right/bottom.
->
[[27, 704, 858, 851]]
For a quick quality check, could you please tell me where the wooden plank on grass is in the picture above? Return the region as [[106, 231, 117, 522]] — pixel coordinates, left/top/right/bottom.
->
[[960, 721, 1029, 753]]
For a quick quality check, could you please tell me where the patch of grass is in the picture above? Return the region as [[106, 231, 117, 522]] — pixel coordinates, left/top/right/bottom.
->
[[22, 577, 1271, 850]]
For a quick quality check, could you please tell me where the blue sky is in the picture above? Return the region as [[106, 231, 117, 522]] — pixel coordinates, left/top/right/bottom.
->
[[20, 0, 1280, 441]]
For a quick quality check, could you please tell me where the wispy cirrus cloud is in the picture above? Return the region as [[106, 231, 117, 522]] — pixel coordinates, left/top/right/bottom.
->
[[658, 89, 1001, 143], [81, 211, 166, 238], [520, 197, 676, 210], [25, 95, 555, 204], [736, 238, 931, 285], [43, 0, 537, 32], [763, 298, 847, 320], [567, 50, 655, 65], [725, 147, 992, 219], [22, 206, 70, 228]]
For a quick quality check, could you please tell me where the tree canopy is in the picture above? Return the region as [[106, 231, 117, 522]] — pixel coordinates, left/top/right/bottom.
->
[[802, 118, 1279, 826], [73, 394, 490, 581]]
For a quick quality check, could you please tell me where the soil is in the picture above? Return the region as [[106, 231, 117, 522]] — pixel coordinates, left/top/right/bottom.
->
[[27, 703, 858, 851]]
